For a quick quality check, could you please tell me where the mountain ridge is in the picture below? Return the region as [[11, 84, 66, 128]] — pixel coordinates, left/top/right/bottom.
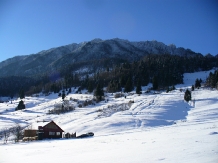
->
[[0, 38, 203, 77]]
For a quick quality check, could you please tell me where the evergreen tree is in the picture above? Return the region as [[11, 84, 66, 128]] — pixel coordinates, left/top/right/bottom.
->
[[62, 90, 66, 100], [184, 89, 191, 102], [119, 76, 126, 88], [124, 78, 133, 93], [94, 84, 104, 101], [191, 85, 195, 91], [195, 78, 201, 89], [152, 76, 158, 90], [136, 80, 142, 94], [107, 80, 121, 93], [199, 78, 202, 83], [166, 86, 170, 93], [19, 89, 25, 99], [15, 100, 25, 111], [206, 70, 218, 88], [141, 70, 149, 86], [115, 81, 121, 92], [88, 81, 94, 93], [68, 87, 72, 93]]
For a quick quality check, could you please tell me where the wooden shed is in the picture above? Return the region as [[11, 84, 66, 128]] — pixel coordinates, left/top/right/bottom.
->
[[24, 129, 38, 137]]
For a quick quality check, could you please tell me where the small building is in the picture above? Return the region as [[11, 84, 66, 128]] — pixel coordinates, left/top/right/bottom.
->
[[25, 120, 65, 140], [24, 129, 38, 137], [38, 121, 64, 139]]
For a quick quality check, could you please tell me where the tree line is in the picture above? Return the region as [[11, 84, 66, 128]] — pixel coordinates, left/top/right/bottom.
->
[[0, 54, 217, 98], [205, 70, 218, 89]]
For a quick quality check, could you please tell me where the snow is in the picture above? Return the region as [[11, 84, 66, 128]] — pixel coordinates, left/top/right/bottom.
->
[[0, 70, 218, 163]]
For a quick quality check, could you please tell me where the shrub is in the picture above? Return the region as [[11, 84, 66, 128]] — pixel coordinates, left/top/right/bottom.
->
[[114, 93, 124, 98]]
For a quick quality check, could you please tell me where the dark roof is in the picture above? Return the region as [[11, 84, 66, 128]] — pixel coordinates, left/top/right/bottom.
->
[[43, 121, 64, 132]]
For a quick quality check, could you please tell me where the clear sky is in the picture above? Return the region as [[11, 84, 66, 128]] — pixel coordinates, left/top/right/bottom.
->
[[0, 0, 218, 62]]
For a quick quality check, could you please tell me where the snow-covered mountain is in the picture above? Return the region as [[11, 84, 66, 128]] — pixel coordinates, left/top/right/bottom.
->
[[0, 38, 202, 77]]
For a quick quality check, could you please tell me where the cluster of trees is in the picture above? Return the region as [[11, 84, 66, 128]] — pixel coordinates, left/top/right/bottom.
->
[[205, 70, 218, 89], [0, 54, 217, 98], [192, 78, 202, 91], [0, 76, 35, 97]]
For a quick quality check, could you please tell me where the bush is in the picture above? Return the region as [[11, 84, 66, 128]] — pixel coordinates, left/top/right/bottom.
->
[[48, 101, 75, 114], [114, 93, 124, 98]]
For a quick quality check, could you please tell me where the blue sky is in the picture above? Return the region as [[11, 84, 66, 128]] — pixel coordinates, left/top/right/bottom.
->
[[0, 0, 218, 62]]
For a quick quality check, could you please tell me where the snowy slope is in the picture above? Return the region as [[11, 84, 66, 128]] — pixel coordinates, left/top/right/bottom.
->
[[0, 70, 218, 163], [1, 120, 217, 163]]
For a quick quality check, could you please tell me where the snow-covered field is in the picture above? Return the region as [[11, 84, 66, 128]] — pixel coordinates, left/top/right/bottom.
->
[[0, 70, 218, 163]]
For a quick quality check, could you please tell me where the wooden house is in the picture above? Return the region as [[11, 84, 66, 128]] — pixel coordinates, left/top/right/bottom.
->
[[37, 121, 64, 139], [24, 120, 65, 140]]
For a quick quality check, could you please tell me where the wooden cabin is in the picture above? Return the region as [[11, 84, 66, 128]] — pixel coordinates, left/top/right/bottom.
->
[[38, 121, 64, 139], [24, 120, 64, 140]]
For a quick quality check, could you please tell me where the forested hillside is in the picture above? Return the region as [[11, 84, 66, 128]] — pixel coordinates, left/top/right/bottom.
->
[[0, 54, 217, 97]]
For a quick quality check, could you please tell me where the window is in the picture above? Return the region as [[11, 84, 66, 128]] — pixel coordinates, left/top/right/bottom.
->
[[56, 132, 60, 136], [49, 132, 55, 135]]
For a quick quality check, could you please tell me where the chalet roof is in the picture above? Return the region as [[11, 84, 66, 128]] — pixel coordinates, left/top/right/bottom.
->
[[30, 120, 64, 132], [43, 121, 64, 132], [30, 121, 48, 130]]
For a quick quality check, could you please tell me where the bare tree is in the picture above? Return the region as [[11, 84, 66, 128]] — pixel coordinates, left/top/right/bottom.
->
[[2, 127, 10, 144], [11, 123, 23, 143]]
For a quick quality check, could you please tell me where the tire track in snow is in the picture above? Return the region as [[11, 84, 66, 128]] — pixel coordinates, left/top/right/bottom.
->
[[131, 94, 161, 128]]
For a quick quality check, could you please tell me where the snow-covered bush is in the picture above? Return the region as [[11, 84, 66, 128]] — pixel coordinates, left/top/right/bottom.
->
[[114, 93, 124, 98], [48, 100, 75, 114], [98, 103, 130, 118]]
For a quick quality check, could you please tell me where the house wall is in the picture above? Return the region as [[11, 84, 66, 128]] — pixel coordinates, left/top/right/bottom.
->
[[41, 121, 64, 139], [43, 130, 63, 139]]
